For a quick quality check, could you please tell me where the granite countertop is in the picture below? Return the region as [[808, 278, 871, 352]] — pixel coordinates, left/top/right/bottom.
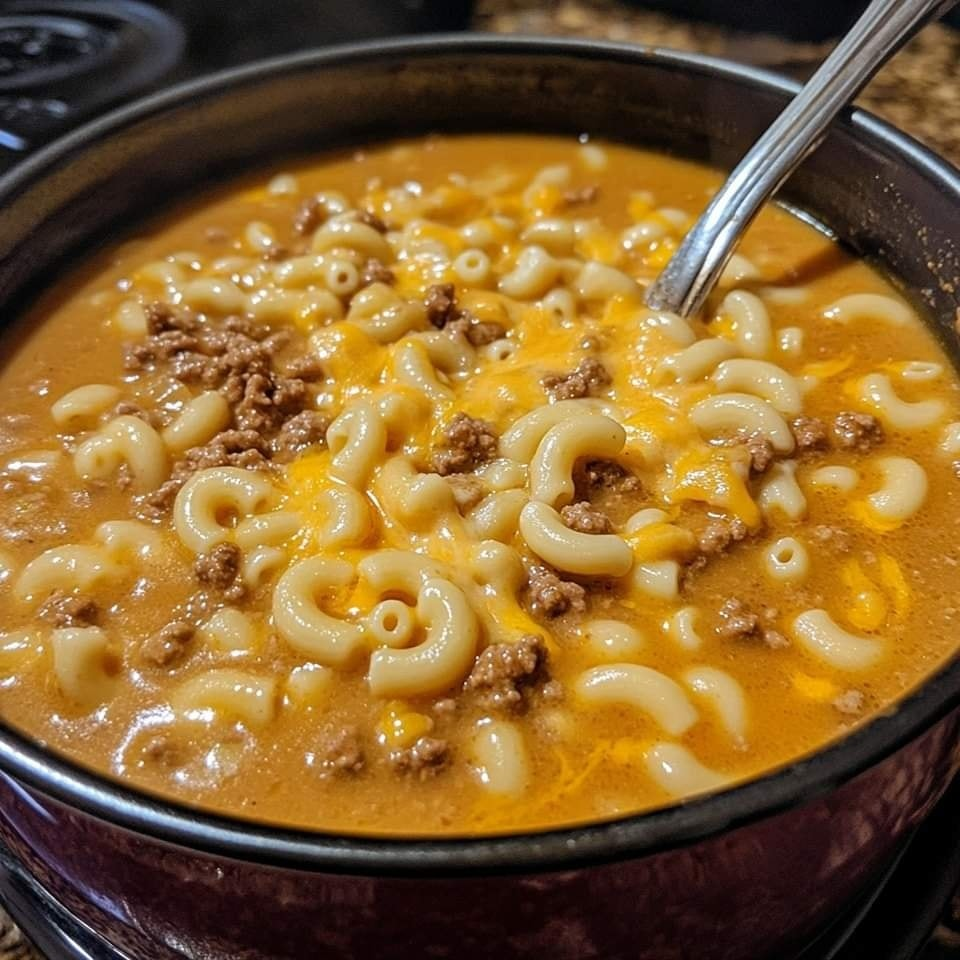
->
[[2, 3, 958, 958], [477, 0, 960, 164]]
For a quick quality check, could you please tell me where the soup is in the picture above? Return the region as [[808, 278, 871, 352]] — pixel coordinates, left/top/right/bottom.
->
[[0, 135, 957, 835]]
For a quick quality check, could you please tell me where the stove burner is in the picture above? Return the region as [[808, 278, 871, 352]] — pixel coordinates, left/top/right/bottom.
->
[[0, 15, 114, 91], [0, 1, 184, 168]]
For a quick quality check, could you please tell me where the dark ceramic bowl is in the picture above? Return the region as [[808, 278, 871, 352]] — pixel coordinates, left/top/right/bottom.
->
[[0, 35, 958, 960]]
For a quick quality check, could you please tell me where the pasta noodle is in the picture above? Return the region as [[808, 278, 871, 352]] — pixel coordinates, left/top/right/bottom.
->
[[500, 399, 608, 462], [519, 501, 633, 577], [95, 520, 166, 562], [74, 415, 169, 491], [645, 742, 727, 796], [659, 338, 737, 383], [51, 384, 121, 428], [162, 391, 231, 454], [314, 485, 373, 548], [202, 608, 258, 654], [718, 290, 772, 358], [174, 467, 276, 553], [467, 489, 527, 543], [763, 537, 810, 583], [691, 393, 794, 452], [710, 359, 802, 415], [499, 246, 565, 300], [16, 545, 120, 603], [327, 403, 388, 488], [630, 561, 681, 601], [664, 606, 703, 651], [822, 293, 913, 327], [172, 669, 278, 728], [311, 218, 392, 261], [576, 664, 699, 736], [792, 610, 883, 670], [471, 720, 529, 796], [528, 414, 626, 507], [367, 578, 479, 698], [860, 456, 928, 526], [758, 462, 807, 521], [284, 663, 333, 709], [51, 627, 118, 708], [581, 620, 645, 661], [856, 373, 946, 430], [273, 557, 365, 667], [807, 465, 859, 492], [347, 283, 426, 343], [683, 667, 748, 743]]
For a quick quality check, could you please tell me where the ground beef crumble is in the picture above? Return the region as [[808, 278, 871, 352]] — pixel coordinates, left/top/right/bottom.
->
[[697, 516, 749, 556], [445, 473, 486, 512], [431, 413, 498, 475], [194, 542, 243, 594], [260, 244, 289, 263], [127, 302, 327, 512], [560, 501, 613, 534], [464, 634, 547, 711], [389, 736, 449, 779], [432, 698, 457, 716], [359, 258, 395, 288], [561, 185, 600, 207], [715, 598, 788, 648], [527, 564, 586, 617], [744, 433, 775, 473], [141, 734, 186, 767], [541, 679, 564, 702], [833, 690, 865, 715], [542, 356, 611, 400], [233, 371, 308, 434], [293, 196, 327, 236], [144, 300, 198, 335], [281, 355, 325, 382], [126, 305, 310, 441], [832, 411, 884, 451], [446, 315, 505, 347], [38, 591, 98, 628], [578, 459, 642, 494], [425, 282, 458, 329], [317, 724, 365, 775], [356, 209, 389, 233], [112, 400, 163, 429], [791, 416, 830, 453], [141, 621, 195, 667], [812, 524, 852, 553], [572, 459, 644, 525], [270, 410, 329, 462]]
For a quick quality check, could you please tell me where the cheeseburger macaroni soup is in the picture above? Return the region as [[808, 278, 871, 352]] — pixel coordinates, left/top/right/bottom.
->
[[0, 134, 958, 835]]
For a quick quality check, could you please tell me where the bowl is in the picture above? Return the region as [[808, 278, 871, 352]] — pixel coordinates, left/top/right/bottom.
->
[[0, 35, 958, 960]]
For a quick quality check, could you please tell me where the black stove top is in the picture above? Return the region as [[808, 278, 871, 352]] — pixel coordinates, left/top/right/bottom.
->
[[0, 0, 472, 169], [0, 3, 957, 958]]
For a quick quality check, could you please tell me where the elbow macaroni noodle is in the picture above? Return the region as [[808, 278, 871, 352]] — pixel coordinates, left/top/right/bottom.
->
[[74, 415, 169, 491], [528, 414, 626, 507]]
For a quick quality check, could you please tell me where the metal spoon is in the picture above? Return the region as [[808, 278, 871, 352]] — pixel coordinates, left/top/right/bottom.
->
[[644, 0, 959, 319]]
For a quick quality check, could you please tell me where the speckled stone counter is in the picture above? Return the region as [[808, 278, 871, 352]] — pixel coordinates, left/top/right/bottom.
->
[[476, 0, 960, 163]]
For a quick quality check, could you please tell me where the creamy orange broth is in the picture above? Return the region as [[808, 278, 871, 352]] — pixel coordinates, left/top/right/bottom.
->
[[0, 134, 958, 835]]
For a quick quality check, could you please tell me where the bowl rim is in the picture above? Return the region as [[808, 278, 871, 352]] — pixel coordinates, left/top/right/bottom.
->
[[0, 32, 958, 876]]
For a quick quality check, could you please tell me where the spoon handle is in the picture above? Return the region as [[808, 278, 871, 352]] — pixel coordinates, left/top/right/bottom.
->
[[644, 0, 958, 319]]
